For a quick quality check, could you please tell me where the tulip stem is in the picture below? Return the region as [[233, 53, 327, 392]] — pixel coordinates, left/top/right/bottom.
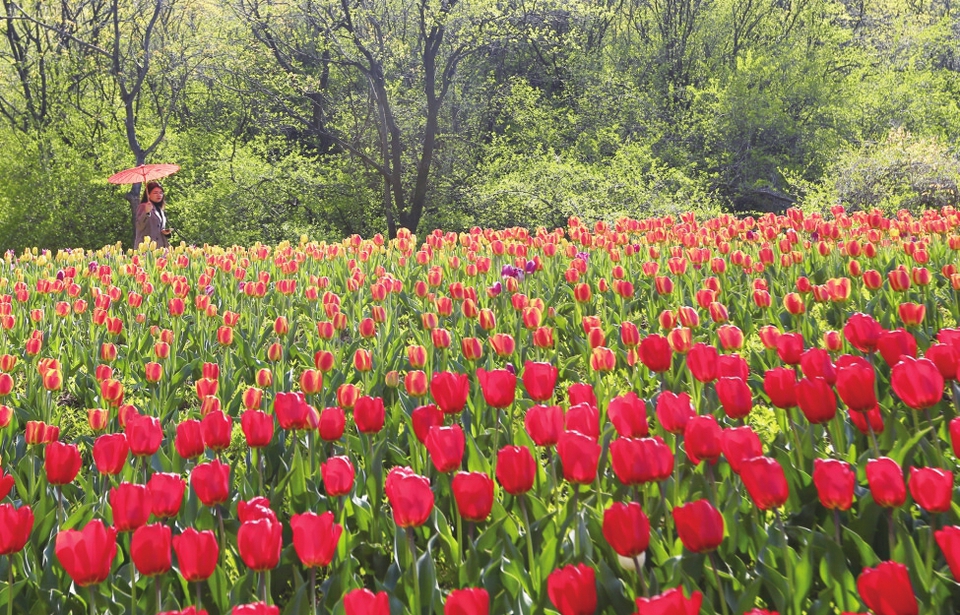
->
[[88, 585, 95, 615], [195, 582, 202, 609], [257, 448, 264, 494], [56, 485, 63, 527], [154, 577, 161, 612], [923, 408, 945, 466], [865, 420, 881, 457], [705, 463, 718, 506], [259, 571, 267, 604], [519, 495, 538, 585], [309, 567, 317, 615], [632, 555, 646, 598], [406, 527, 421, 615], [832, 508, 842, 545], [8, 555, 13, 615], [708, 551, 729, 615], [775, 509, 795, 615], [672, 434, 683, 508], [128, 534, 136, 615], [216, 505, 226, 557], [492, 409, 500, 464]]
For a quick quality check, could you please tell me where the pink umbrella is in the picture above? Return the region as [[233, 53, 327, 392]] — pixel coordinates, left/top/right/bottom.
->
[[107, 163, 180, 185]]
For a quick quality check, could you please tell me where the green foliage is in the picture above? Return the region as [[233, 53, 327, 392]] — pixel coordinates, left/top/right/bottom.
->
[[790, 128, 960, 213], [0, 130, 131, 252], [0, 0, 959, 249]]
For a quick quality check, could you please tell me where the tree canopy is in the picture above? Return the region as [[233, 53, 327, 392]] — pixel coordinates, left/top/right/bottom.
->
[[0, 0, 957, 249]]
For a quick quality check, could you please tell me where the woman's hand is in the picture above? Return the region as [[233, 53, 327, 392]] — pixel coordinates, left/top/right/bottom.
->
[[162, 228, 172, 236]]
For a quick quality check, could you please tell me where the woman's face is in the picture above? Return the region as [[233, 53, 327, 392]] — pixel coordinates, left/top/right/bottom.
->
[[149, 187, 164, 203]]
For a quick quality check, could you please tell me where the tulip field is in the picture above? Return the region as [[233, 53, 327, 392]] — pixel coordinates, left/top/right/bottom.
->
[[4, 207, 960, 615]]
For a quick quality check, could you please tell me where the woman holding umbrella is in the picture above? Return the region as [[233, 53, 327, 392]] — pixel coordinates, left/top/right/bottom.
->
[[133, 181, 171, 249], [108, 163, 179, 250]]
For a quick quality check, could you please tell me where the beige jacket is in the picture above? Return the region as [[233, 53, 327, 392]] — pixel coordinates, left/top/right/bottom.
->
[[131, 196, 169, 249]]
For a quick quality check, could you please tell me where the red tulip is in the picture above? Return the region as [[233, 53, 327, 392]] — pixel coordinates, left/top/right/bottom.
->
[[602, 502, 650, 557], [610, 437, 674, 486], [404, 370, 428, 397], [655, 391, 695, 433], [45, 441, 81, 485], [547, 563, 597, 615], [175, 419, 205, 460], [55, 519, 117, 586], [927, 343, 960, 380], [634, 587, 703, 615], [445, 588, 489, 615], [110, 482, 149, 532], [800, 348, 836, 384], [763, 368, 797, 409], [935, 525, 960, 581], [715, 377, 752, 419], [558, 430, 601, 484], [686, 343, 718, 382], [0, 504, 33, 555], [147, 472, 186, 519], [237, 497, 276, 524], [232, 604, 279, 615], [565, 402, 600, 441], [343, 589, 390, 615], [877, 329, 918, 367], [172, 528, 219, 582], [719, 352, 749, 380], [951, 417, 960, 459], [797, 377, 837, 424], [411, 404, 445, 445], [856, 561, 918, 615], [607, 392, 649, 438], [452, 472, 494, 522], [717, 325, 744, 351], [740, 456, 789, 510], [495, 445, 536, 495], [93, 433, 129, 475], [201, 410, 232, 452], [241, 410, 274, 448], [354, 396, 386, 434], [426, 425, 465, 473], [299, 369, 323, 395], [191, 460, 230, 507], [275, 392, 310, 430], [866, 457, 907, 508], [290, 511, 342, 568], [385, 467, 434, 528], [908, 467, 953, 513], [430, 371, 470, 414], [891, 356, 944, 410], [684, 414, 722, 464], [844, 313, 882, 353], [131, 523, 172, 576], [318, 406, 346, 441], [126, 414, 162, 457], [568, 383, 597, 407], [525, 404, 563, 447], [720, 426, 763, 474], [477, 368, 516, 408], [776, 333, 804, 365], [673, 499, 724, 552], [813, 458, 855, 510], [899, 303, 927, 331], [321, 456, 355, 497], [639, 334, 672, 372], [522, 361, 558, 402], [238, 517, 282, 571]]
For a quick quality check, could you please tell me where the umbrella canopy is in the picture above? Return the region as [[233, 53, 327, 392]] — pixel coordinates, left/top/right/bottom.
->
[[107, 163, 180, 185]]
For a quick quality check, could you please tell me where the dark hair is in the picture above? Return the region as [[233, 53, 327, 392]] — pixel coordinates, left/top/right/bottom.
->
[[141, 181, 165, 204]]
